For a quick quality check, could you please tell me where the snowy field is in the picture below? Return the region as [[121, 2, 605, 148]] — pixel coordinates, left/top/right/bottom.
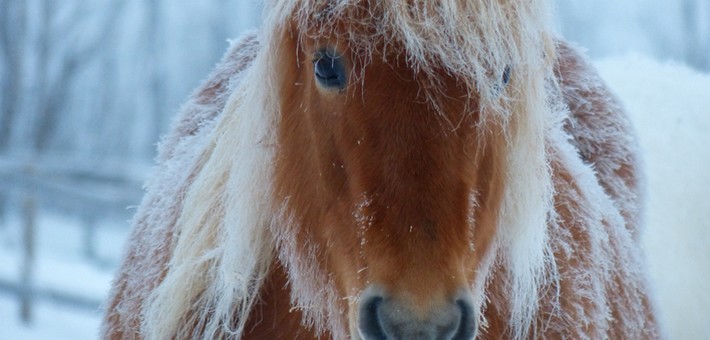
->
[[0, 213, 126, 339], [597, 55, 710, 339], [0, 55, 708, 339]]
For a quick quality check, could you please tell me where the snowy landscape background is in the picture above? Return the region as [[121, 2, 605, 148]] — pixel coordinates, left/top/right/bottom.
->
[[1, 1, 708, 339]]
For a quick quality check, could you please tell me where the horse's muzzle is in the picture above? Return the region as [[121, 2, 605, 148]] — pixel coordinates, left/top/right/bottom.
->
[[357, 286, 477, 340]]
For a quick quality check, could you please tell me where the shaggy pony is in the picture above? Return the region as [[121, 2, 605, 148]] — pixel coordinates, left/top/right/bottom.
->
[[102, 1, 660, 339]]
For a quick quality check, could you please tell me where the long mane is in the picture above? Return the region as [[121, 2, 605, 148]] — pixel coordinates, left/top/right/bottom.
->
[[143, 1, 560, 338]]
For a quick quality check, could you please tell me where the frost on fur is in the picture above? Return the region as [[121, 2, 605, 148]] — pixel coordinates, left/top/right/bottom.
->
[[100, 32, 265, 339]]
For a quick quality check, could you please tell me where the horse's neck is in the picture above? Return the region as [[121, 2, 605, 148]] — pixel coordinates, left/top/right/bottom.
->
[[242, 260, 325, 339]]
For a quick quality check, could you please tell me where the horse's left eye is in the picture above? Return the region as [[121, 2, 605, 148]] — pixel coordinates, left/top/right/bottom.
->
[[502, 66, 511, 85], [313, 50, 347, 91]]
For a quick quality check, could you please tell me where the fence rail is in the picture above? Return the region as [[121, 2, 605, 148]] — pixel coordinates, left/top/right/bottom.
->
[[0, 156, 147, 322]]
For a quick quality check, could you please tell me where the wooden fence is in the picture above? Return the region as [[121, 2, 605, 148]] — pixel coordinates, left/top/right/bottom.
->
[[0, 156, 146, 323]]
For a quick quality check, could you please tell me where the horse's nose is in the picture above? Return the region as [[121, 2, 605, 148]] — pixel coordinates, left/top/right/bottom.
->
[[357, 287, 477, 340]]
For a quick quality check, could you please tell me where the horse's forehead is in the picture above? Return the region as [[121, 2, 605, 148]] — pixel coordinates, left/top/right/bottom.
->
[[290, 3, 407, 54]]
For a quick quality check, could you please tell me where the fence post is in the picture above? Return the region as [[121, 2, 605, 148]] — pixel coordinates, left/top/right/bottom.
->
[[0, 193, 6, 229], [82, 213, 97, 261], [20, 164, 36, 324]]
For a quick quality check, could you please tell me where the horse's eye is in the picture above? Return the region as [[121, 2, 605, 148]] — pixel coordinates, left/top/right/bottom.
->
[[502, 66, 511, 85], [313, 50, 347, 91]]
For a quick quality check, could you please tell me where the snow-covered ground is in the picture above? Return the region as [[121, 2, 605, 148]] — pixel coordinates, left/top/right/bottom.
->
[[0, 213, 127, 340], [0, 55, 708, 339], [0, 294, 101, 340], [597, 55, 710, 339]]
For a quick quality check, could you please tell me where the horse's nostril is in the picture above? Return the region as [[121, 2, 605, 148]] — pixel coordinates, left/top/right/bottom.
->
[[453, 298, 477, 340], [359, 295, 387, 340], [358, 287, 478, 340]]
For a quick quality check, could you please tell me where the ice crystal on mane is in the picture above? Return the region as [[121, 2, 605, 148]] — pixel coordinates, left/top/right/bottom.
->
[[140, 31, 279, 339]]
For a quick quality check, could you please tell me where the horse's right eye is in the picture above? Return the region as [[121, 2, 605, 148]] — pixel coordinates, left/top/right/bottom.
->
[[313, 50, 347, 91]]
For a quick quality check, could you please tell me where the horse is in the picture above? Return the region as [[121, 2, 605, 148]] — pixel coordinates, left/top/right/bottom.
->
[[101, 1, 661, 339]]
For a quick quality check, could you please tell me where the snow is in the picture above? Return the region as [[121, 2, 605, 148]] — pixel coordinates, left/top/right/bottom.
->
[[0, 212, 127, 340], [0, 295, 100, 340], [596, 55, 710, 339], [0, 55, 708, 339]]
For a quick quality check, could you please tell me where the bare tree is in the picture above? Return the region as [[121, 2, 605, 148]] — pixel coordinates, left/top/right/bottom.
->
[[0, 0, 27, 224], [0, 0, 27, 151], [682, 0, 702, 69], [31, 1, 126, 153], [147, 0, 167, 154], [680, 0, 710, 70], [0, 0, 262, 163]]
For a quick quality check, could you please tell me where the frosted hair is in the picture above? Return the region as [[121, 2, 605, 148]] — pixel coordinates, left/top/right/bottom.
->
[[143, 1, 559, 338]]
